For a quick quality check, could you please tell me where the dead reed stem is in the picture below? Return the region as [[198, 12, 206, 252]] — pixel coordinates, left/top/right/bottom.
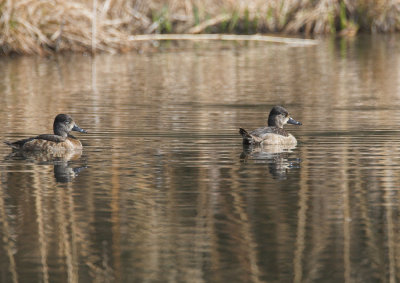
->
[[92, 0, 97, 54]]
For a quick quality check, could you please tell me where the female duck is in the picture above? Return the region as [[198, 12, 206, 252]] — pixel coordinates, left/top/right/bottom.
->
[[239, 106, 301, 145], [5, 114, 87, 152]]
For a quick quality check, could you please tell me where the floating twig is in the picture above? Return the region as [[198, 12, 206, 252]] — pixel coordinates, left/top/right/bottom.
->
[[128, 33, 318, 46]]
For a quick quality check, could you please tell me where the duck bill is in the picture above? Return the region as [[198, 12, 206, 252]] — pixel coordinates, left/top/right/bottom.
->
[[72, 124, 88, 133], [287, 117, 302, 126]]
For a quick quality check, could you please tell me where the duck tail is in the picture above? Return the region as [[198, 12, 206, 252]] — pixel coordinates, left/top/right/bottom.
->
[[239, 128, 254, 145], [4, 138, 33, 150], [4, 141, 18, 149]]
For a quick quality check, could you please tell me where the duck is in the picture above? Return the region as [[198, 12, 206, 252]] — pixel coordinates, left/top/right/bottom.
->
[[5, 114, 87, 152], [239, 106, 302, 145]]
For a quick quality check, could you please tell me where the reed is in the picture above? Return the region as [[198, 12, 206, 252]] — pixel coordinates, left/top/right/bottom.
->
[[0, 0, 399, 54]]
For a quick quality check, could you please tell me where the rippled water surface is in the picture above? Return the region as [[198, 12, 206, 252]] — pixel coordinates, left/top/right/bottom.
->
[[1, 35, 400, 282]]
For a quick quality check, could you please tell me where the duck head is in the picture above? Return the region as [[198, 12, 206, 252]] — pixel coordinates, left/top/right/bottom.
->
[[267, 106, 302, 128], [53, 114, 87, 138]]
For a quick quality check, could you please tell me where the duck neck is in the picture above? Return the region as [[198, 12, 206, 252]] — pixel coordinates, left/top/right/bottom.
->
[[268, 116, 284, 128], [54, 126, 68, 138]]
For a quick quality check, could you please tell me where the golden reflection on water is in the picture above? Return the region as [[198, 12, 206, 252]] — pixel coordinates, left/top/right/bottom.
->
[[1, 36, 400, 282]]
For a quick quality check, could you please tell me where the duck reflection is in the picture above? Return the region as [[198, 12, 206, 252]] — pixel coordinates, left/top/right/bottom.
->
[[6, 150, 87, 183], [53, 159, 87, 183], [240, 144, 300, 180]]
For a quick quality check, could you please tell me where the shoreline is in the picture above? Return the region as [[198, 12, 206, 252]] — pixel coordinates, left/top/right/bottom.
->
[[0, 0, 399, 55]]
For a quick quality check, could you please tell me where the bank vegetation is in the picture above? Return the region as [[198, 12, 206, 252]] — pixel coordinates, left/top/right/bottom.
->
[[0, 0, 399, 54]]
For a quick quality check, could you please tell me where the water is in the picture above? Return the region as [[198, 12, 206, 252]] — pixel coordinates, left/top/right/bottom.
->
[[1, 35, 400, 282]]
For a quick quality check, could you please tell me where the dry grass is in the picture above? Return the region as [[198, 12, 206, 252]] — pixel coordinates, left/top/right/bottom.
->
[[0, 0, 399, 54]]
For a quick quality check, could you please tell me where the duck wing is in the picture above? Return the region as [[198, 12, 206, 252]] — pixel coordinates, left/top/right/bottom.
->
[[239, 127, 289, 145], [239, 128, 265, 145], [4, 135, 66, 149], [250, 127, 289, 138], [35, 134, 66, 142]]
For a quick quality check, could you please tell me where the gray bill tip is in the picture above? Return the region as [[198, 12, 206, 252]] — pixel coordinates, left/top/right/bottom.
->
[[288, 117, 302, 126], [72, 125, 88, 133]]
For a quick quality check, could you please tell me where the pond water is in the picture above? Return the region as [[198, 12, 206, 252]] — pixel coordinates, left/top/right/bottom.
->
[[1, 35, 400, 282]]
